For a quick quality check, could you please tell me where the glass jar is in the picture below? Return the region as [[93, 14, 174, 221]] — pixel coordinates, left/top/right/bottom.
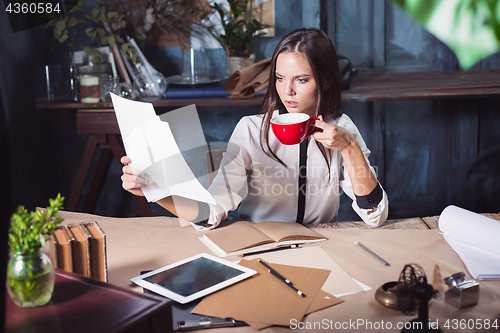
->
[[80, 75, 100, 103], [77, 63, 112, 103], [114, 82, 136, 100], [181, 46, 208, 83], [100, 74, 117, 102], [133, 72, 168, 101], [6, 247, 55, 307]]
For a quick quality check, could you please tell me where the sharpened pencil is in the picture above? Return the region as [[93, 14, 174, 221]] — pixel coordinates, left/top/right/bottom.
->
[[258, 260, 306, 297], [355, 241, 390, 266]]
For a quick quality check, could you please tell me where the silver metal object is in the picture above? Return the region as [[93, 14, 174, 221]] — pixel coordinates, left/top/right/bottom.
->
[[443, 272, 479, 308], [375, 281, 399, 310], [177, 317, 235, 331]]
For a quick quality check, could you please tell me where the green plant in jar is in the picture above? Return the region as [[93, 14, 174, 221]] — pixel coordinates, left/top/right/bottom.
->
[[7, 193, 64, 307]]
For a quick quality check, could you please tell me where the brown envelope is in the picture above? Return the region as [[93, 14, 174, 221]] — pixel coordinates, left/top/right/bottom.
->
[[306, 289, 344, 313], [192, 259, 330, 327], [247, 290, 344, 330]]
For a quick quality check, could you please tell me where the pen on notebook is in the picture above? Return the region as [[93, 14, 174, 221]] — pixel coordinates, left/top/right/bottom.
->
[[258, 260, 306, 297], [355, 241, 390, 266], [239, 244, 300, 257]]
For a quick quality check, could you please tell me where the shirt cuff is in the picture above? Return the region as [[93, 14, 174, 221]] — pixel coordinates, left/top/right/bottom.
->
[[190, 201, 224, 230], [191, 201, 211, 227], [355, 183, 383, 209]]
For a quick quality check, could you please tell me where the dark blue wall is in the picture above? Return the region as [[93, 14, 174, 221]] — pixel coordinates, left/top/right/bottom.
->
[[326, 0, 500, 220]]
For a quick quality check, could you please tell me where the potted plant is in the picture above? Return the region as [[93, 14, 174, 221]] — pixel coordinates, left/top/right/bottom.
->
[[6, 194, 64, 307], [45, 0, 209, 59], [208, 0, 270, 74]]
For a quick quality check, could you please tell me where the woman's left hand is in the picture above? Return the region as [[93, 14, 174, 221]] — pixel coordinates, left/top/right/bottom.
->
[[312, 115, 355, 151]]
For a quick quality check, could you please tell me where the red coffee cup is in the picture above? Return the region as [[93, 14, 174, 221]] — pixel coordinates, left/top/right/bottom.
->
[[271, 113, 321, 145]]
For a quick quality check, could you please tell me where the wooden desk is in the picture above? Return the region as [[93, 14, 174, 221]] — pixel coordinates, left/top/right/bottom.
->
[[37, 69, 500, 216], [308, 212, 500, 230], [6, 269, 173, 333], [55, 210, 500, 333]]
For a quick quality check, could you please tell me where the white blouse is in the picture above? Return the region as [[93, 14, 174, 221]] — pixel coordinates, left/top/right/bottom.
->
[[192, 110, 389, 230]]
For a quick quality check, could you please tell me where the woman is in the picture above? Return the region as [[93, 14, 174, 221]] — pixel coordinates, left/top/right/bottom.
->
[[121, 28, 388, 229]]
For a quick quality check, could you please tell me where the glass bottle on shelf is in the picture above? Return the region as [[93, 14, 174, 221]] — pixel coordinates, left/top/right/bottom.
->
[[68, 51, 80, 102]]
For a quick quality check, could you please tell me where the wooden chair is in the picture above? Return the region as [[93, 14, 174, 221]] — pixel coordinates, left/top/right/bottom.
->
[[68, 109, 153, 217], [205, 149, 226, 187]]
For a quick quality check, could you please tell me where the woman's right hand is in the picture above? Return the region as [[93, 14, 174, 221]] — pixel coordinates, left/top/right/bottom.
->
[[120, 156, 153, 197]]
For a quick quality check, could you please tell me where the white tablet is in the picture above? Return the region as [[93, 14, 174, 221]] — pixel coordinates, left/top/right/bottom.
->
[[131, 253, 256, 304]]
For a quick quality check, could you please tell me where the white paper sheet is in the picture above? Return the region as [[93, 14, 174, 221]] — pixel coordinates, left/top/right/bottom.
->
[[444, 235, 500, 280], [439, 205, 500, 280], [111, 93, 215, 205]]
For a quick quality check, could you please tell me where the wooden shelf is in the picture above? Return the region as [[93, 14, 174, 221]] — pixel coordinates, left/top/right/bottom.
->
[[36, 69, 500, 110], [342, 69, 500, 102], [36, 94, 264, 109]]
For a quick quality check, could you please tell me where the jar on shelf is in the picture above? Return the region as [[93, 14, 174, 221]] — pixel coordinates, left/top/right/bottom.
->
[[80, 75, 100, 103], [77, 63, 113, 103]]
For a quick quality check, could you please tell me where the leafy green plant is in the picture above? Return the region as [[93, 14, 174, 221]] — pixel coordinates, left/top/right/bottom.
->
[[103, 0, 211, 48], [388, 0, 500, 69], [45, 0, 209, 65], [8, 193, 65, 254], [209, 0, 270, 57], [44, 1, 135, 64]]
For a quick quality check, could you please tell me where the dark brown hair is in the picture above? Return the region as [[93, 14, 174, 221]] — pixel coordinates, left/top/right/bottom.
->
[[258, 28, 342, 173]]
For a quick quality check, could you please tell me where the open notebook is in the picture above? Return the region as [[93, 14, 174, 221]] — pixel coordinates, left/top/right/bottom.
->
[[199, 221, 326, 257], [439, 205, 500, 280]]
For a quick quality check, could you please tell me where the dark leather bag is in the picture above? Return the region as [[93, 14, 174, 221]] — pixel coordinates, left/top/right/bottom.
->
[[338, 56, 356, 90]]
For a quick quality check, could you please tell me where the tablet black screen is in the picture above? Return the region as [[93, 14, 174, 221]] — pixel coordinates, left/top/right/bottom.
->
[[145, 256, 244, 296]]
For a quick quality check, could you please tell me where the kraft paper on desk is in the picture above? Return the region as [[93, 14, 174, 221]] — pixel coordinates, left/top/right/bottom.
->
[[439, 205, 500, 280], [247, 289, 344, 330], [192, 259, 330, 327], [110, 93, 215, 205]]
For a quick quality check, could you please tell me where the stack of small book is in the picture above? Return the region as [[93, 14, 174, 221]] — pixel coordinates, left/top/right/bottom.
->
[[49, 221, 107, 282]]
